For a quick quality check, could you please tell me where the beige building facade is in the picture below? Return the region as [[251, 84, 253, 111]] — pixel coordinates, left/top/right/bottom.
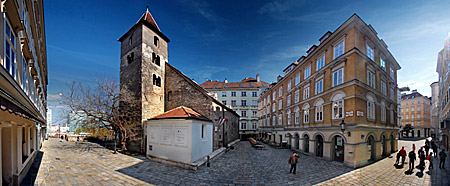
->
[[400, 91, 431, 138], [257, 14, 400, 168], [436, 35, 450, 152], [430, 82, 439, 138], [0, 0, 47, 185]]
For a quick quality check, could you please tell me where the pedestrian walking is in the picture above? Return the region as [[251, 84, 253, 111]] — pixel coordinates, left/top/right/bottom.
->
[[399, 147, 407, 165], [408, 150, 416, 171], [412, 144, 416, 151], [424, 140, 430, 156], [428, 153, 434, 170], [431, 140, 438, 157], [418, 147, 424, 157], [439, 149, 447, 169], [60, 135, 64, 142], [419, 151, 426, 172], [288, 152, 299, 174], [395, 151, 401, 165], [76, 136, 80, 144]]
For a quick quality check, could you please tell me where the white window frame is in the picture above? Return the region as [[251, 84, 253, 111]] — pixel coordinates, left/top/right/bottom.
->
[[303, 109, 309, 124], [316, 105, 323, 122], [295, 107, 300, 124], [315, 79, 323, 94], [381, 102, 386, 123], [287, 110, 291, 125], [296, 73, 300, 85], [380, 57, 386, 71], [272, 92, 276, 100], [367, 70, 375, 89], [304, 65, 311, 79], [278, 100, 282, 110], [333, 37, 345, 59], [366, 43, 374, 61], [287, 80, 291, 90], [381, 80, 387, 96], [295, 90, 300, 103], [279, 86, 283, 97], [317, 54, 325, 71], [278, 114, 282, 126], [287, 95, 291, 106], [332, 67, 344, 87], [303, 86, 310, 100]]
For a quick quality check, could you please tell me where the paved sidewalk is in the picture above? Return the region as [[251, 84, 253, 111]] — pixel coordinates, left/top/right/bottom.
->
[[26, 138, 152, 186]]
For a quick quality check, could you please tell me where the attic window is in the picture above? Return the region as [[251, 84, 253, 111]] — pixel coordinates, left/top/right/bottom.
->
[[127, 52, 134, 65], [154, 36, 159, 46]]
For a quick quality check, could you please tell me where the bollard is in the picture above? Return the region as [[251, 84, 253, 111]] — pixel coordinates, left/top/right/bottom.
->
[[207, 155, 210, 167]]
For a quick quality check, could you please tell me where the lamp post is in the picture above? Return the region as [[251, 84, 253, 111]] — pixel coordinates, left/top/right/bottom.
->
[[340, 120, 345, 133]]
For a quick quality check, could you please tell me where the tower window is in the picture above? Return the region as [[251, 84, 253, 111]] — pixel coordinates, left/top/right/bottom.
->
[[153, 74, 161, 87], [154, 36, 159, 46], [127, 52, 134, 65], [156, 55, 160, 66], [129, 34, 133, 46], [152, 52, 156, 62]]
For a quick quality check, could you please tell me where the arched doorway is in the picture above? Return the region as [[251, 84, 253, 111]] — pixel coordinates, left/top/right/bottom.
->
[[287, 133, 292, 148], [333, 135, 344, 162], [390, 134, 395, 153], [294, 133, 299, 150], [418, 130, 420, 138], [381, 135, 387, 156], [315, 135, 323, 157], [367, 135, 376, 161], [304, 134, 310, 153]]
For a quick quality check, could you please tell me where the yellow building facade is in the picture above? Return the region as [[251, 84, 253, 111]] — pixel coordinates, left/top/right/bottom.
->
[[258, 14, 401, 168]]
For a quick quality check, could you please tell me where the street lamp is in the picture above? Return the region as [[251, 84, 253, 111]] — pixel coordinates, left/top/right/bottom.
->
[[340, 120, 345, 133]]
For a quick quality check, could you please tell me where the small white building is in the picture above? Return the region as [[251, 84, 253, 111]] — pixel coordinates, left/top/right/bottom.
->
[[144, 106, 213, 168]]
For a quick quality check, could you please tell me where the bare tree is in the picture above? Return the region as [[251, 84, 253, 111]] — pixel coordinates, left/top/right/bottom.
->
[[60, 77, 140, 151]]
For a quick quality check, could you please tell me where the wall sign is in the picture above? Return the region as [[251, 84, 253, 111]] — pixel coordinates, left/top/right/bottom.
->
[[161, 127, 172, 145], [174, 127, 188, 147], [357, 111, 364, 117], [149, 126, 160, 144], [345, 111, 354, 117]]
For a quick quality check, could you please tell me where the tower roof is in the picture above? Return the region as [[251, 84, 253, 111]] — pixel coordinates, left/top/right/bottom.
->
[[118, 7, 170, 42]]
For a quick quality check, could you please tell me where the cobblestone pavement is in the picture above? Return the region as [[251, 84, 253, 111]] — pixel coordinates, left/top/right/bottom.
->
[[317, 138, 449, 186], [28, 138, 152, 186], [26, 138, 448, 186]]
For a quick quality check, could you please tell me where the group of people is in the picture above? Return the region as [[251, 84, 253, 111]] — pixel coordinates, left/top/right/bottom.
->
[[395, 139, 447, 173], [59, 135, 81, 144]]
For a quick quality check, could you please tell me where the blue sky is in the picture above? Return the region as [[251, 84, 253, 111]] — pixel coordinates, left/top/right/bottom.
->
[[45, 0, 450, 124]]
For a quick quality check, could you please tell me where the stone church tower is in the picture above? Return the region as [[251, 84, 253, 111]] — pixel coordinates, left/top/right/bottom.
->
[[118, 8, 170, 152]]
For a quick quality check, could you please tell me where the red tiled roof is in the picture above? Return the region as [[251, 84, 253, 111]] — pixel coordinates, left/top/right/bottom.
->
[[199, 78, 270, 89], [139, 10, 160, 31], [150, 106, 212, 121]]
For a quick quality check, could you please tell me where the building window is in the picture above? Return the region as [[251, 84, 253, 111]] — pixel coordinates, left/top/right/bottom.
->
[[272, 92, 276, 100], [272, 103, 276, 112], [287, 95, 291, 106], [380, 58, 386, 71], [367, 70, 375, 89], [315, 79, 323, 94], [411, 107, 415, 112], [154, 36, 159, 46], [252, 100, 257, 106], [272, 116, 276, 126], [417, 107, 420, 111], [315, 100, 324, 122], [127, 52, 134, 65], [294, 107, 300, 124], [366, 44, 374, 61], [381, 80, 387, 95], [303, 104, 310, 124], [417, 122, 421, 127], [288, 80, 292, 90], [417, 114, 420, 119], [222, 92, 227, 97], [201, 125, 205, 138], [381, 102, 386, 123], [411, 101, 414, 105], [295, 90, 300, 103], [241, 100, 247, 106], [317, 55, 325, 71], [252, 122, 257, 129], [241, 111, 247, 117], [332, 68, 344, 87], [334, 38, 345, 59], [367, 95, 375, 120], [390, 67, 395, 79], [390, 88, 395, 100], [22, 59, 28, 94], [4, 19, 16, 79], [278, 114, 282, 125], [332, 92, 345, 119], [304, 66, 311, 79], [296, 73, 300, 85], [303, 86, 310, 100], [287, 110, 291, 125], [242, 91, 247, 97], [152, 74, 161, 87], [390, 105, 394, 124], [222, 100, 227, 105], [231, 100, 236, 106], [406, 115, 409, 119], [241, 122, 247, 130], [252, 111, 257, 117], [252, 92, 257, 97], [231, 92, 236, 97], [279, 100, 282, 110], [279, 86, 283, 97]]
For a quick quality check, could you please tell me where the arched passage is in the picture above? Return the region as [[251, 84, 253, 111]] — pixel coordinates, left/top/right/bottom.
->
[[303, 134, 310, 153], [315, 134, 323, 157], [367, 135, 376, 161], [330, 134, 345, 162], [381, 135, 387, 156]]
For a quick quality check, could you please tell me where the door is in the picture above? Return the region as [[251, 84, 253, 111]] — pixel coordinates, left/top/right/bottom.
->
[[304, 135, 309, 153], [368, 135, 375, 161], [294, 134, 299, 149], [316, 135, 323, 157], [333, 136, 344, 162], [390, 135, 395, 153], [381, 135, 387, 156]]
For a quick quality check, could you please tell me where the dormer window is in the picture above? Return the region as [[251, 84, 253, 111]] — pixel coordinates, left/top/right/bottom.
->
[[154, 36, 159, 46]]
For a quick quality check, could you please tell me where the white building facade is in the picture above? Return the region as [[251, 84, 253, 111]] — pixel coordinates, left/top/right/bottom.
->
[[200, 75, 270, 139]]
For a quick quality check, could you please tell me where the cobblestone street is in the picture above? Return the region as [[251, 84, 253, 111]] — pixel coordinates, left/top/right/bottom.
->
[[24, 138, 449, 186]]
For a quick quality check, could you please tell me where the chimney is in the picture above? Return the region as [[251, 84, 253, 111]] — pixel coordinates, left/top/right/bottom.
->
[[256, 74, 260, 82], [277, 75, 282, 82], [224, 78, 228, 83]]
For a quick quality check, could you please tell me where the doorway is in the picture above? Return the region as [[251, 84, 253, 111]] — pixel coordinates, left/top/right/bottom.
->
[[390, 134, 395, 153], [381, 135, 387, 156], [294, 133, 299, 150], [367, 135, 376, 161], [304, 134, 309, 153], [333, 135, 344, 162], [315, 135, 323, 157]]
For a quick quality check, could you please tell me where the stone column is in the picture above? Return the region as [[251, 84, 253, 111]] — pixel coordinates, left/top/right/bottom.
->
[[16, 125, 23, 173]]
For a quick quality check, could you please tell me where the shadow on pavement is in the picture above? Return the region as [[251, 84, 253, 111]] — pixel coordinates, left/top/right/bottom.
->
[[394, 164, 404, 169], [415, 171, 424, 178], [21, 151, 44, 186], [404, 170, 414, 175]]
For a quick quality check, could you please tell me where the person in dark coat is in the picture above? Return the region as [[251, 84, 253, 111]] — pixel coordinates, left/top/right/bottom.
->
[[60, 135, 64, 142], [424, 140, 430, 156], [408, 150, 416, 171], [419, 151, 426, 172], [395, 151, 401, 165], [440, 149, 447, 169], [431, 140, 438, 157], [288, 152, 299, 174]]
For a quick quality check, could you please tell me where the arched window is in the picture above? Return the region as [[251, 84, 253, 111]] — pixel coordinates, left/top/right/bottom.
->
[[381, 101, 386, 123], [332, 92, 345, 119], [154, 36, 159, 46], [390, 104, 394, 124], [287, 109, 291, 125], [303, 103, 310, 124], [127, 52, 134, 65], [366, 94, 375, 120], [156, 55, 161, 66], [294, 107, 300, 124], [315, 98, 324, 122]]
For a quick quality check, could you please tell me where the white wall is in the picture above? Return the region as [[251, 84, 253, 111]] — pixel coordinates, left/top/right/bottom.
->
[[191, 122, 213, 162]]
